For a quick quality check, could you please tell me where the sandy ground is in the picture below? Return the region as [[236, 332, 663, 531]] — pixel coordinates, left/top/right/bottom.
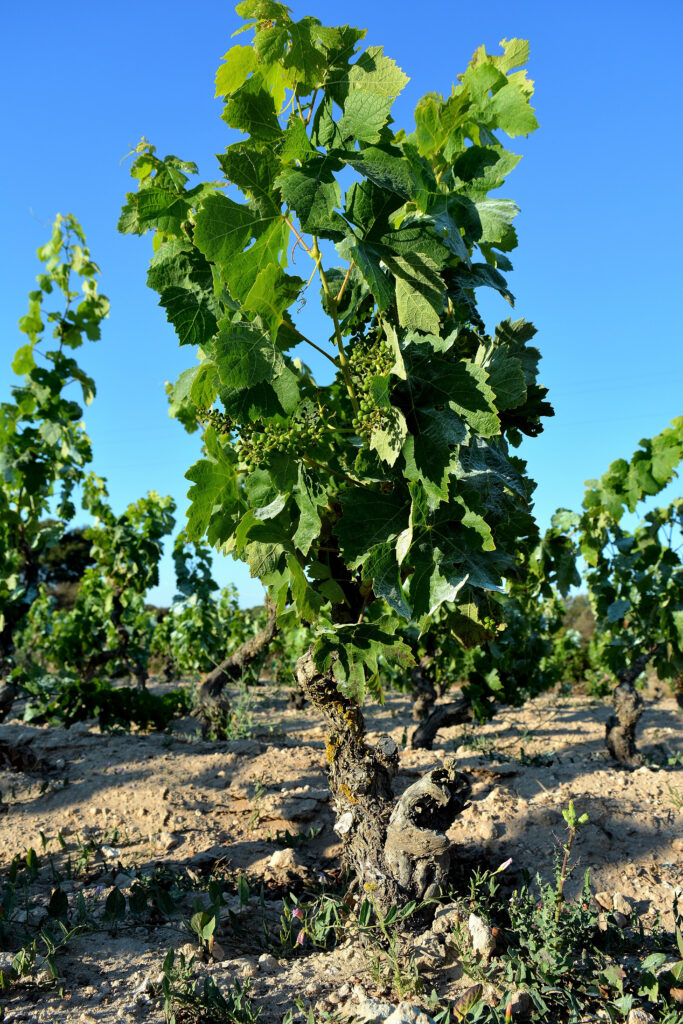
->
[[0, 684, 681, 1023]]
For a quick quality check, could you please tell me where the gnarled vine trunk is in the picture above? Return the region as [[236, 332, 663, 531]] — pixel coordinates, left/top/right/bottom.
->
[[0, 680, 17, 723], [605, 646, 657, 765], [193, 598, 278, 733], [408, 649, 474, 750], [410, 694, 473, 750], [411, 654, 440, 721], [295, 648, 470, 915]]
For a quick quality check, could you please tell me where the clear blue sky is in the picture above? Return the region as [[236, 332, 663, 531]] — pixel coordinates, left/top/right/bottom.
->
[[2, 0, 682, 605]]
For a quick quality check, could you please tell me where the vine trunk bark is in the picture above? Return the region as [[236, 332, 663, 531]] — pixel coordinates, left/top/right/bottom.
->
[[408, 651, 474, 750], [193, 598, 278, 733], [605, 645, 657, 765], [410, 695, 473, 750], [295, 648, 470, 916], [410, 654, 440, 721]]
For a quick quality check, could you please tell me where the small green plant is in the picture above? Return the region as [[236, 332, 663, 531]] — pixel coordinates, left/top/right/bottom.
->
[[279, 892, 346, 953], [156, 947, 260, 1024], [358, 895, 423, 1000], [282, 999, 345, 1024], [666, 781, 683, 812], [555, 800, 589, 922], [269, 826, 322, 848], [204, 685, 256, 742], [189, 909, 217, 953], [247, 779, 267, 832]]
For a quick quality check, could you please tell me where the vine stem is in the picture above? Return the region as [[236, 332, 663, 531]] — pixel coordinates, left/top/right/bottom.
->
[[302, 455, 367, 489], [284, 217, 314, 258], [312, 238, 360, 416], [294, 90, 306, 124], [305, 88, 319, 125], [357, 588, 372, 624], [335, 261, 355, 304], [554, 826, 575, 924], [288, 325, 339, 367]]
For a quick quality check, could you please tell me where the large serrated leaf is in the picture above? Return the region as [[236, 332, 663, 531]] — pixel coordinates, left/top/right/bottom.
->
[[185, 428, 240, 541]]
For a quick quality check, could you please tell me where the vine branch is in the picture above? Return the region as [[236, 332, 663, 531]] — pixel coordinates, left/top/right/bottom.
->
[[312, 238, 360, 415]]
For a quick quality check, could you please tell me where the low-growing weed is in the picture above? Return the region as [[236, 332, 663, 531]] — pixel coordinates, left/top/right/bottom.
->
[[361, 896, 422, 1000], [248, 779, 267, 832], [204, 686, 255, 742], [279, 891, 346, 953], [666, 782, 683, 811], [268, 826, 322, 848], [155, 947, 260, 1023], [279, 887, 425, 1001], [438, 801, 683, 1023], [282, 998, 345, 1024]]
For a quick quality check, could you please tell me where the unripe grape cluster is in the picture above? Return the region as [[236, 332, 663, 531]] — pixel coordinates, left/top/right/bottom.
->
[[198, 405, 329, 469], [348, 338, 393, 439], [197, 408, 233, 435], [235, 408, 326, 470]]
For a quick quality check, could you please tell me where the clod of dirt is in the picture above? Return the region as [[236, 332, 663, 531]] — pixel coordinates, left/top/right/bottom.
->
[[432, 903, 464, 935], [628, 1008, 656, 1023], [0, 739, 44, 773]]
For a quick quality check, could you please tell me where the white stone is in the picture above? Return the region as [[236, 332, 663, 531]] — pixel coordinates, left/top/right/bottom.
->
[[468, 913, 496, 961], [258, 953, 278, 972], [612, 892, 633, 916], [334, 811, 354, 836], [354, 997, 394, 1021], [267, 848, 297, 872], [384, 1002, 436, 1024]]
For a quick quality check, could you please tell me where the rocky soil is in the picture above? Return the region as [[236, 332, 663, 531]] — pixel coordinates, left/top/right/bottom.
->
[[0, 685, 681, 1023]]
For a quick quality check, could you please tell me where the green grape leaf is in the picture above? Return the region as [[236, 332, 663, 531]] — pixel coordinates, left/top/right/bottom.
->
[[215, 44, 258, 97], [158, 287, 219, 348], [491, 38, 530, 75], [484, 350, 526, 410], [287, 553, 323, 621], [254, 24, 289, 64], [314, 621, 413, 704], [475, 198, 519, 248], [185, 428, 240, 541], [389, 254, 444, 334], [362, 542, 410, 617], [344, 147, 419, 201], [337, 237, 394, 311], [193, 193, 253, 267], [283, 16, 328, 90], [213, 319, 285, 391], [607, 598, 631, 623], [370, 407, 408, 467], [223, 76, 283, 141], [428, 197, 471, 263], [217, 145, 281, 216], [348, 46, 409, 98], [406, 483, 507, 617], [336, 488, 408, 566], [240, 262, 305, 331], [293, 464, 326, 555], [276, 157, 342, 235], [338, 90, 393, 144], [11, 345, 35, 375], [401, 339, 500, 438], [402, 406, 468, 502], [486, 80, 539, 137]]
